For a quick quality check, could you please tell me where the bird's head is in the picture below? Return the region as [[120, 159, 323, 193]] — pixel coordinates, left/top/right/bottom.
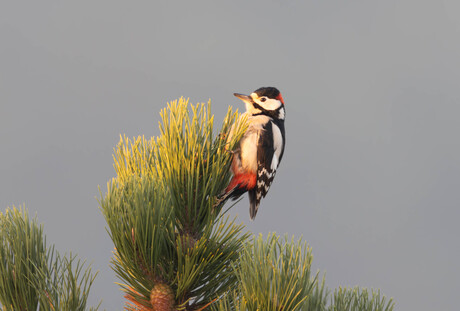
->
[[234, 87, 285, 120]]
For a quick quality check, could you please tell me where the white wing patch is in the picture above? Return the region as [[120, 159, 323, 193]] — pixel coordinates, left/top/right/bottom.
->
[[271, 154, 278, 171], [271, 122, 283, 169]]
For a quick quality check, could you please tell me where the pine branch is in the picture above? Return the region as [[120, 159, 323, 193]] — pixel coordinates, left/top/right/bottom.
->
[[211, 233, 394, 311], [328, 287, 394, 311], [100, 98, 249, 310], [100, 97, 394, 311], [0, 206, 99, 311], [212, 233, 322, 311]]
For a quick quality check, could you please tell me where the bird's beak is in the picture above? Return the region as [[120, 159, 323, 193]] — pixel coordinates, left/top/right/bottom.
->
[[233, 93, 253, 104]]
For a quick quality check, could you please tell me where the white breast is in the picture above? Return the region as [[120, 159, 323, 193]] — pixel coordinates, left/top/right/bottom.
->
[[239, 115, 271, 173], [239, 130, 259, 172]]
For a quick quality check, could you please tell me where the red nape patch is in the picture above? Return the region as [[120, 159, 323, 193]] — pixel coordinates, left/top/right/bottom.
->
[[226, 172, 257, 192], [276, 93, 285, 105]]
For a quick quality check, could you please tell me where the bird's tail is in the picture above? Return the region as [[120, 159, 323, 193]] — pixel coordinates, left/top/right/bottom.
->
[[248, 189, 259, 220]]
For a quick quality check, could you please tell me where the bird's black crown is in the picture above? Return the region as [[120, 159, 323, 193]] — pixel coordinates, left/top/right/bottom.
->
[[254, 87, 280, 99]]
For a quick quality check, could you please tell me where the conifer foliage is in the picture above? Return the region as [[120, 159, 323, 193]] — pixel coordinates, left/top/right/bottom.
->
[[100, 98, 249, 311], [1, 98, 395, 311], [100, 97, 395, 311], [212, 234, 327, 311], [212, 234, 394, 311], [0, 207, 98, 311]]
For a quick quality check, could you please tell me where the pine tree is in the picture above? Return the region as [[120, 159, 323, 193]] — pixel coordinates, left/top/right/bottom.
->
[[1, 97, 395, 311], [99, 98, 395, 311], [0, 207, 99, 311], [100, 98, 249, 310], [212, 234, 394, 311]]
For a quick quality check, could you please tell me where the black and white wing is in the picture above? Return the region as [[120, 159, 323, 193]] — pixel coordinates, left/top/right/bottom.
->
[[248, 120, 285, 219]]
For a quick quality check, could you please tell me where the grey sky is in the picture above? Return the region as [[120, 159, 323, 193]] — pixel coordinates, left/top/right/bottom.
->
[[1, 1, 460, 310]]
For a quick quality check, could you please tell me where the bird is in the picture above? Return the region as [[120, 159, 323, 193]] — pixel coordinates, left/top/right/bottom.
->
[[218, 86, 286, 220]]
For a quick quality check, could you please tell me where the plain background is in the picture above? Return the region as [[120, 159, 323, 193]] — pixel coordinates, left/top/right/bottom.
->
[[1, 1, 460, 310]]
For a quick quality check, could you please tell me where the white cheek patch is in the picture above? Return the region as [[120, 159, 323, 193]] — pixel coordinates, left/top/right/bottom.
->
[[262, 98, 282, 111], [252, 93, 282, 111]]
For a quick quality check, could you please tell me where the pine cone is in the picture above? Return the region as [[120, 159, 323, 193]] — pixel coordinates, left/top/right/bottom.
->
[[150, 283, 175, 311]]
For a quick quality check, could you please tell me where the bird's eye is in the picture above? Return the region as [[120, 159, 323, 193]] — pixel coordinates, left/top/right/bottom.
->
[[260, 97, 267, 102]]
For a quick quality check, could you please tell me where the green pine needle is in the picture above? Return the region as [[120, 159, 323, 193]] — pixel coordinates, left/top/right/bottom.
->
[[328, 287, 394, 311], [100, 98, 248, 309], [0, 206, 99, 311], [214, 233, 321, 311], [100, 98, 395, 311], [211, 234, 394, 311]]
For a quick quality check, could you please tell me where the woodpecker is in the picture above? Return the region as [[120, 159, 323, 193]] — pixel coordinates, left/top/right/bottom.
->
[[219, 86, 286, 220]]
